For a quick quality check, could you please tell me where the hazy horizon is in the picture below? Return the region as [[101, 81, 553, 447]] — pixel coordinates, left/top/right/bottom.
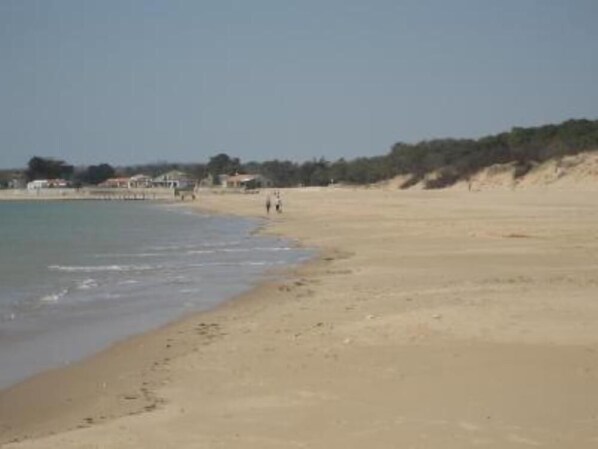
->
[[2, 0, 598, 169]]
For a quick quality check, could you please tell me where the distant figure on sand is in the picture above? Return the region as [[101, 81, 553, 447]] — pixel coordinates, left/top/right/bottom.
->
[[275, 196, 282, 213], [265, 195, 272, 214]]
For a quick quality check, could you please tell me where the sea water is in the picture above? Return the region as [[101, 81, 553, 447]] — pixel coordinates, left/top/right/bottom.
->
[[0, 201, 311, 389]]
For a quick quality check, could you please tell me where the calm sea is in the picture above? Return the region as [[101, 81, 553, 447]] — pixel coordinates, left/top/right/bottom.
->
[[0, 201, 311, 389]]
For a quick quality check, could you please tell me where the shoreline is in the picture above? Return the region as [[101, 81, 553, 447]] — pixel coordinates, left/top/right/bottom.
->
[[0, 196, 318, 444], [0, 262, 321, 444], [2, 187, 598, 448]]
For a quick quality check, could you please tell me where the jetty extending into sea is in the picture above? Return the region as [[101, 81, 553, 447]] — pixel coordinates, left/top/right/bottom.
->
[[0, 187, 186, 201]]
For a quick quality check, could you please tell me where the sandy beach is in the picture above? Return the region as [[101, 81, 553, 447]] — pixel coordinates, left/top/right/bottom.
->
[[2, 186, 598, 448]]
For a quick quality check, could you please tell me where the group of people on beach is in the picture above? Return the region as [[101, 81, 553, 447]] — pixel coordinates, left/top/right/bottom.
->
[[265, 191, 282, 214]]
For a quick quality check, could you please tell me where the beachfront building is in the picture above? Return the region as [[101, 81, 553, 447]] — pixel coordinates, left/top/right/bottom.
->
[[27, 179, 71, 190], [224, 174, 273, 190], [27, 179, 49, 190], [98, 177, 130, 188], [152, 170, 196, 189], [128, 174, 153, 188]]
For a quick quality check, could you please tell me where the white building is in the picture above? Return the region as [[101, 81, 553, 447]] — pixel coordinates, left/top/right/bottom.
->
[[152, 171, 195, 189], [27, 180, 49, 190], [128, 174, 153, 188], [26, 179, 71, 190], [224, 174, 273, 189]]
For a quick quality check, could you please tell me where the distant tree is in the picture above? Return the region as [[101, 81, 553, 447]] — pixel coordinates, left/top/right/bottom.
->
[[257, 160, 299, 187], [329, 158, 348, 184], [0, 171, 10, 189], [308, 158, 332, 186], [296, 158, 331, 186], [187, 163, 208, 181], [207, 153, 241, 176], [79, 163, 115, 185], [241, 161, 261, 174], [26, 157, 74, 181], [344, 156, 390, 184]]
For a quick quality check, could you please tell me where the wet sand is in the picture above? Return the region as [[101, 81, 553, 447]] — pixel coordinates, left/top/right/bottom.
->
[[2, 187, 598, 448]]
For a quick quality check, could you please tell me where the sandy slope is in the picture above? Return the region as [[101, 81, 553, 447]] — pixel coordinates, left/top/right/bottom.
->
[[2, 187, 598, 448], [457, 151, 598, 191]]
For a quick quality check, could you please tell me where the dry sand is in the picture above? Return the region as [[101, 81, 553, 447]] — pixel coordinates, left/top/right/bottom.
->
[[2, 187, 598, 448]]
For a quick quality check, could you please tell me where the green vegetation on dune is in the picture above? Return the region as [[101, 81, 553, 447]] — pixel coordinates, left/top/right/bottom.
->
[[387, 118, 598, 188]]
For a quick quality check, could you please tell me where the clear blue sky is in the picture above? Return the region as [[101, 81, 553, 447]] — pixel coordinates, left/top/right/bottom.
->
[[1, 0, 597, 168]]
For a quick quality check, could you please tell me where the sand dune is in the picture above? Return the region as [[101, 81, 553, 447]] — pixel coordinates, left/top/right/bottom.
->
[[379, 150, 598, 191], [461, 151, 598, 191], [2, 187, 598, 448]]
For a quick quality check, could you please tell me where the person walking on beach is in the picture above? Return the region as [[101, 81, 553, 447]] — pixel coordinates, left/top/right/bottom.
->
[[265, 195, 272, 214], [275, 195, 282, 213]]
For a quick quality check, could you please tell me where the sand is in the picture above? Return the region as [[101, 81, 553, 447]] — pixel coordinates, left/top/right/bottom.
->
[[2, 187, 598, 448]]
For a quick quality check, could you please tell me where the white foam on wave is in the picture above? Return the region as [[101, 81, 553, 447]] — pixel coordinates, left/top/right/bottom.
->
[[48, 264, 155, 273], [221, 247, 293, 253], [94, 247, 288, 258], [118, 279, 139, 285], [185, 250, 216, 255], [39, 288, 69, 303], [77, 278, 98, 290]]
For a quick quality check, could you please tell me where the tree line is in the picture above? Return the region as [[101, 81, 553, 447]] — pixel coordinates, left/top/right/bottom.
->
[[247, 118, 598, 188], [19, 118, 598, 189]]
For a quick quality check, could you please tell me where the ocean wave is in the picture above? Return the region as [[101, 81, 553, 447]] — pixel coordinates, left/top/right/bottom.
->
[[48, 264, 155, 273], [220, 247, 293, 253], [118, 279, 140, 285], [201, 241, 242, 248], [77, 278, 98, 290], [148, 247, 290, 256], [146, 241, 242, 251], [39, 288, 69, 303], [93, 248, 289, 258], [185, 249, 216, 255], [186, 260, 273, 268], [94, 252, 166, 258], [145, 244, 191, 251]]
